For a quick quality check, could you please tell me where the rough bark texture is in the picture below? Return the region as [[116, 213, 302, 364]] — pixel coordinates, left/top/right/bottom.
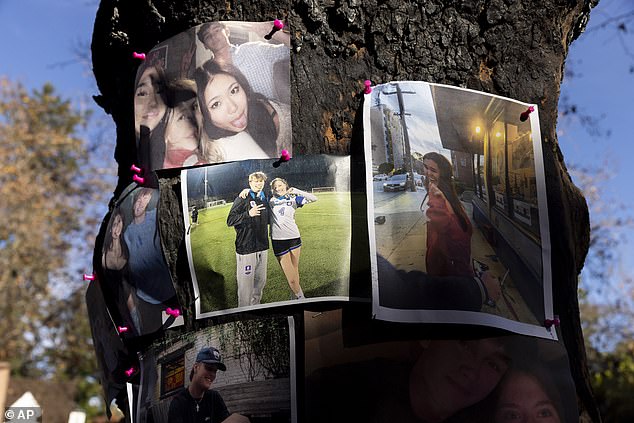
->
[[91, 0, 599, 421]]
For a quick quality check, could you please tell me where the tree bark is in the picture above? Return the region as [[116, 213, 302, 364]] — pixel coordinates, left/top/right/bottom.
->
[[91, 0, 599, 420]]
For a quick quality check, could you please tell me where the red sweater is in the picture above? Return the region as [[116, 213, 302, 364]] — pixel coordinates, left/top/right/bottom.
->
[[425, 191, 473, 278]]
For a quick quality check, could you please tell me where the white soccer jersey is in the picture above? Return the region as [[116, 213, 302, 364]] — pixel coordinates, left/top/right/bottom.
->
[[269, 189, 317, 240]]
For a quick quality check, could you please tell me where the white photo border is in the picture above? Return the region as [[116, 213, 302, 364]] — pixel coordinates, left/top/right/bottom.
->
[[365, 81, 555, 340]]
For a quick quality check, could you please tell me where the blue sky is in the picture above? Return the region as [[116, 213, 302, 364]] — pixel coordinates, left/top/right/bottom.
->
[[0, 0, 115, 296], [558, 0, 634, 298], [0, 0, 631, 302], [374, 82, 445, 157], [0, 0, 98, 96]]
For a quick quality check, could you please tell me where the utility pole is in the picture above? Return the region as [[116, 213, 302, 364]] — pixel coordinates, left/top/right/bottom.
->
[[382, 83, 417, 192]]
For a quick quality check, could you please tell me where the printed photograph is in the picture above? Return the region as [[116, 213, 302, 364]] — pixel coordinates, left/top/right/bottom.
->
[[304, 309, 577, 423], [181, 155, 351, 318], [85, 279, 134, 419], [100, 182, 179, 336], [136, 315, 295, 423], [365, 82, 552, 337], [133, 21, 291, 171]]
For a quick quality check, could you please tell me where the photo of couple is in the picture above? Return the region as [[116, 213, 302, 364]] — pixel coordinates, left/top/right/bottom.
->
[[365, 81, 553, 338], [99, 183, 180, 336], [133, 21, 290, 171], [181, 156, 351, 317]]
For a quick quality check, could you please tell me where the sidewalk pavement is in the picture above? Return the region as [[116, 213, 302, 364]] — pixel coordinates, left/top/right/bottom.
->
[[373, 197, 539, 324]]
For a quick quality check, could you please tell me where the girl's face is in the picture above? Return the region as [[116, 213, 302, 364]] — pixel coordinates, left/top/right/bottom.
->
[[410, 339, 510, 421], [423, 159, 441, 186], [134, 67, 167, 133], [494, 372, 561, 423], [166, 101, 199, 150], [203, 73, 248, 133], [272, 180, 288, 197], [112, 214, 123, 239]]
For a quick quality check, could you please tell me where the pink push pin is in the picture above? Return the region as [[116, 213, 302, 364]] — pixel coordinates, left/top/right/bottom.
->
[[132, 174, 145, 184], [273, 149, 291, 168], [130, 164, 142, 174], [132, 52, 146, 60], [166, 307, 181, 318], [83, 273, 95, 281], [118, 326, 129, 334], [265, 19, 285, 40], [544, 315, 560, 329], [364, 80, 372, 94], [520, 106, 535, 122], [125, 367, 135, 377]]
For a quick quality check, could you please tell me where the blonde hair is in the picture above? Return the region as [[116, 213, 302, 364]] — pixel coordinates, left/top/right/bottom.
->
[[249, 172, 267, 182], [200, 135, 225, 163]]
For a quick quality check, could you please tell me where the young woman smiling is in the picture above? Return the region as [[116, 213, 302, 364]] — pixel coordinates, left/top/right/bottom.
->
[[194, 59, 290, 163]]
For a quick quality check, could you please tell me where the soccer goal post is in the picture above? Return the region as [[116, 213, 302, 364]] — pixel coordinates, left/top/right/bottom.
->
[[206, 199, 227, 208], [312, 187, 335, 193]]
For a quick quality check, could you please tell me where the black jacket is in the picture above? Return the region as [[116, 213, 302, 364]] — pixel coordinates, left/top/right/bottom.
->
[[226, 191, 270, 254]]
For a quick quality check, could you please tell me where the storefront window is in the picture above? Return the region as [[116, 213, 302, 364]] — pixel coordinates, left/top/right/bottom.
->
[[507, 122, 540, 237], [476, 153, 487, 203], [161, 354, 185, 396], [489, 121, 507, 213]]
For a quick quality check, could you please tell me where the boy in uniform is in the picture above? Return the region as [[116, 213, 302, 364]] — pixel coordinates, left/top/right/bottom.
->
[[227, 172, 270, 307]]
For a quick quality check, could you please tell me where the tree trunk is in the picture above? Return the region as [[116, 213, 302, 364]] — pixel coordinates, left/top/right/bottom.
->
[[91, 0, 599, 420]]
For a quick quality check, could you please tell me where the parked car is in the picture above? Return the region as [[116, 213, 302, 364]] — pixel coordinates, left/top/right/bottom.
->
[[373, 173, 389, 181], [383, 174, 409, 191], [413, 172, 423, 187]]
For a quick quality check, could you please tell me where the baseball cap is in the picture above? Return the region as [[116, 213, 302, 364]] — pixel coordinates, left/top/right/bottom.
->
[[196, 347, 227, 371]]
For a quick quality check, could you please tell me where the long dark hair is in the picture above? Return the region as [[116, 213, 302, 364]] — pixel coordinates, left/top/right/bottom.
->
[[102, 209, 130, 269], [134, 62, 169, 170], [151, 78, 199, 169], [134, 61, 169, 137], [423, 152, 470, 232], [194, 60, 278, 155]]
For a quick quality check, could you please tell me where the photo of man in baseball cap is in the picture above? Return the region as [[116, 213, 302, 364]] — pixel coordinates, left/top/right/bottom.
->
[[168, 347, 249, 422]]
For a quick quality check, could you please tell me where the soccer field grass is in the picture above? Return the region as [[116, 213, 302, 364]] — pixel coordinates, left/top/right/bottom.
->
[[188, 192, 351, 314]]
